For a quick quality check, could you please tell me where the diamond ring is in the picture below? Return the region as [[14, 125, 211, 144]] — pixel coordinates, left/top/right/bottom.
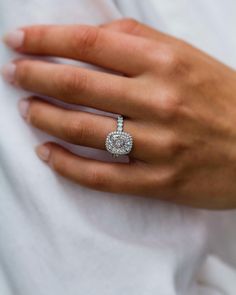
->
[[105, 115, 133, 158]]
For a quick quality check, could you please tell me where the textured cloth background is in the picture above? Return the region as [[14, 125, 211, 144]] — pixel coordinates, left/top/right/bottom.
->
[[0, 0, 236, 294]]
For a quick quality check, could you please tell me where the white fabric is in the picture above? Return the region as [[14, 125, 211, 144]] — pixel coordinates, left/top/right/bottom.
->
[[0, 0, 236, 294]]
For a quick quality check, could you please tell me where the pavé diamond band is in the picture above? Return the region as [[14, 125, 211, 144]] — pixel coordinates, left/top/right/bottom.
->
[[105, 115, 133, 158]]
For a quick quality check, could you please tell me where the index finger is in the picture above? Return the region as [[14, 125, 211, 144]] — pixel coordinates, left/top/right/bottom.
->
[[4, 25, 155, 76]]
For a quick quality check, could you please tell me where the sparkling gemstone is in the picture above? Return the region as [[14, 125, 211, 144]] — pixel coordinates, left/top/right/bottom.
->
[[113, 138, 125, 148], [106, 131, 133, 156]]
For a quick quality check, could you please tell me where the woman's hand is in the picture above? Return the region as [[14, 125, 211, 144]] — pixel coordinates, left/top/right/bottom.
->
[[2, 19, 236, 209]]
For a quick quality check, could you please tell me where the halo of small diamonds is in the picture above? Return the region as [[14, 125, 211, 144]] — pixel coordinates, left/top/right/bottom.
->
[[106, 131, 133, 156]]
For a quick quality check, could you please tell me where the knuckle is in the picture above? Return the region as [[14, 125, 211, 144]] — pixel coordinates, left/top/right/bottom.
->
[[141, 42, 161, 65], [55, 70, 87, 97], [86, 168, 108, 190], [151, 44, 189, 77], [73, 25, 100, 55], [166, 169, 182, 191], [163, 47, 190, 77], [16, 61, 31, 85], [155, 88, 183, 120], [163, 48, 181, 69], [149, 167, 178, 191], [63, 116, 90, 143], [165, 136, 186, 157], [74, 71, 89, 94], [164, 169, 178, 188], [118, 18, 141, 33]]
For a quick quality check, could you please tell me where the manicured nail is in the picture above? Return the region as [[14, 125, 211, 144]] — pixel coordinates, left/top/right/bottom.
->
[[1, 62, 16, 83], [36, 145, 51, 162], [3, 29, 25, 49], [18, 98, 30, 119]]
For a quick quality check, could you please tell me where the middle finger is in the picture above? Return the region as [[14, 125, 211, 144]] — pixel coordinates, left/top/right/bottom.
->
[[11, 60, 140, 117]]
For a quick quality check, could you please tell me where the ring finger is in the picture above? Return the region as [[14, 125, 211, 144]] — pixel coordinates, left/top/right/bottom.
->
[[20, 97, 178, 163], [21, 97, 146, 160]]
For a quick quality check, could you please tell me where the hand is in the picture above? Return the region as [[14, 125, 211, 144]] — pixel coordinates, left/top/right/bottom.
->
[[2, 19, 236, 209]]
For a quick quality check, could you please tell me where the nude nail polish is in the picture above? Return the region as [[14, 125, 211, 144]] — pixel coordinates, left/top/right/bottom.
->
[[1, 62, 16, 83], [18, 99, 30, 119], [36, 145, 51, 162], [3, 29, 25, 49]]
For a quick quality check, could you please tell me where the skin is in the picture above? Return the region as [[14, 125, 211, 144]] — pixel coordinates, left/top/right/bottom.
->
[[2, 19, 236, 209]]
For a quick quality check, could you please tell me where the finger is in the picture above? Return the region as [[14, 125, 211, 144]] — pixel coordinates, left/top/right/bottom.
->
[[101, 18, 173, 42], [7, 24, 155, 75], [13, 60, 140, 117], [21, 97, 143, 159], [20, 97, 179, 164], [35, 142, 150, 195]]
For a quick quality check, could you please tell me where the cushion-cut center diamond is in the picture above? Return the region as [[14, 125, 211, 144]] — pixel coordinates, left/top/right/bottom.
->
[[106, 131, 133, 156], [112, 137, 125, 148]]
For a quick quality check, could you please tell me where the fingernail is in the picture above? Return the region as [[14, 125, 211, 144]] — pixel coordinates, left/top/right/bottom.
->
[[18, 98, 30, 119], [3, 29, 25, 49], [1, 62, 16, 83], [36, 145, 51, 162]]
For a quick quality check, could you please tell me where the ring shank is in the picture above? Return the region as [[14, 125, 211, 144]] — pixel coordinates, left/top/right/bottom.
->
[[117, 115, 124, 133]]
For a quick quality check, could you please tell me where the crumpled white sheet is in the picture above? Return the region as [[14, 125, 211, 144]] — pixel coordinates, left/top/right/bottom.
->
[[0, 0, 236, 294]]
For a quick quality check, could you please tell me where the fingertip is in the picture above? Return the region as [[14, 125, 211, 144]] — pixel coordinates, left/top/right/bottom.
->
[[18, 98, 30, 120], [35, 144, 51, 162], [1, 62, 16, 83], [3, 29, 25, 49]]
